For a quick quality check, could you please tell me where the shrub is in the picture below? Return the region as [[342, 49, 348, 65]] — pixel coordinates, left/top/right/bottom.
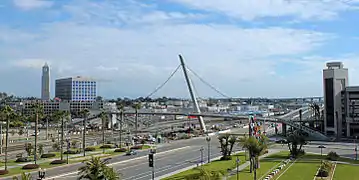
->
[[100, 144, 114, 149], [220, 156, 232, 160], [15, 157, 31, 163], [41, 153, 56, 158], [317, 169, 329, 177], [22, 164, 39, 170], [130, 145, 143, 150], [85, 147, 96, 151], [64, 150, 80, 154], [0, 170, 9, 175], [327, 151, 339, 161], [50, 160, 66, 165], [114, 148, 127, 152]]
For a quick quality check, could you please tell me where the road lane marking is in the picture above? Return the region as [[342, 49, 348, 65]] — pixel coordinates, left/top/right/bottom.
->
[[44, 146, 191, 180], [123, 152, 223, 180]]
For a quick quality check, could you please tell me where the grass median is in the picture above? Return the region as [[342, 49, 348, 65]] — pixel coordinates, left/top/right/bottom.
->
[[162, 152, 246, 180], [0, 144, 151, 178]]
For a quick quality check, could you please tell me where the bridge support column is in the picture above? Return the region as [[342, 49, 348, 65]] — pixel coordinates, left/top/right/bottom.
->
[[282, 124, 287, 136]]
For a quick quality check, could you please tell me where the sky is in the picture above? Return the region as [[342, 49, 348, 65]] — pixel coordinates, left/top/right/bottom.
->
[[1, 0, 359, 99]]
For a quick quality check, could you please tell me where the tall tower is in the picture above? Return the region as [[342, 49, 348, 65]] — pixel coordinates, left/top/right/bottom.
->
[[323, 62, 348, 139], [41, 62, 50, 101]]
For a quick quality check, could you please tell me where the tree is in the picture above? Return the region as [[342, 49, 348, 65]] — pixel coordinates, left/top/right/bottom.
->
[[286, 129, 307, 158], [80, 109, 90, 157], [100, 111, 108, 153], [218, 134, 237, 160], [38, 144, 44, 156], [0, 105, 14, 171], [239, 135, 268, 178], [78, 156, 121, 180], [12, 172, 33, 180], [116, 104, 125, 148], [132, 103, 141, 137], [53, 110, 70, 161], [30, 102, 44, 164], [177, 167, 222, 180], [25, 143, 33, 157]]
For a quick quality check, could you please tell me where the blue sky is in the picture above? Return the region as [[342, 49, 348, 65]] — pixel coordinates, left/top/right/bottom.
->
[[1, 0, 359, 99]]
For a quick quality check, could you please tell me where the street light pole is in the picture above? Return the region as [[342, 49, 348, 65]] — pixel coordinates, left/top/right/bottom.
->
[[200, 147, 204, 166], [206, 136, 211, 163], [236, 157, 240, 180]]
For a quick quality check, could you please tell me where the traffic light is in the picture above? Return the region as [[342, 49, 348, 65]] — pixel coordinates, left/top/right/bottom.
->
[[149, 154, 154, 167]]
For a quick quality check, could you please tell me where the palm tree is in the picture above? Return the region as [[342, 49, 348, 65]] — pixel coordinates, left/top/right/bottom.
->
[[177, 167, 221, 180], [239, 135, 268, 179], [12, 172, 33, 180], [0, 105, 14, 171], [132, 103, 141, 137], [100, 111, 108, 153], [78, 156, 121, 180], [30, 103, 44, 165], [53, 110, 70, 161], [286, 129, 307, 158], [116, 104, 125, 148], [80, 109, 90, 157]]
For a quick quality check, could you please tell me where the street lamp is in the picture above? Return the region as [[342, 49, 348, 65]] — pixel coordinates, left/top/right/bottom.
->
[[205, 136, 211, 163], [318, 145, 326, 180], [38, 168, 46, 180], [200, 147, 204, 166]]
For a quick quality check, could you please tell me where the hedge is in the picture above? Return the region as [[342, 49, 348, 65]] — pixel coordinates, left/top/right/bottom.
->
[[50, 160, 66, 165], [15, 157, 31, 163], [130, 145, 143, 150], [64, 150, 80, 154], [114, 148, 127, 152], [85, 147, 96, 151], [100, 144, 115, 149], [41, 153, 56, 158], [0, 170, 9, 175], [22, 164, 39, 170]]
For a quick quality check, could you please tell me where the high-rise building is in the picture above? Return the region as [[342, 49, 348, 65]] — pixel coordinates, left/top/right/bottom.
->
[[323, 62, 348, 137], [55, 76, 97, 101], [41, 63, 50, 101]]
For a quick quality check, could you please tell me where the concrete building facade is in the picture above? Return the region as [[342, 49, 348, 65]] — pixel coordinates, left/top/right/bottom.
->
[[341, 86, 359, 137], [55, 76, 97, 101], [41, 63, 50, 101], [323, 62, 348, 137]]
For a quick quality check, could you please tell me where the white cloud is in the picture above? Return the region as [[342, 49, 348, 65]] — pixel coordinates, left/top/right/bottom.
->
[[13, 0, 53, 10], [12, 59, 48, 69], [170, 0, 354, 21]]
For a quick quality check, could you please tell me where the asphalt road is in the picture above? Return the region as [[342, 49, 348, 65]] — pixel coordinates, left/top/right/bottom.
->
[[4, 131, 359, 180], [6, 136, 231, 180]]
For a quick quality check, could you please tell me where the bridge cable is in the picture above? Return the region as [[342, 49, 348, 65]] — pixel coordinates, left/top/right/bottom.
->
[[144, 64, 181, 99], [186, 66, 231, 99]]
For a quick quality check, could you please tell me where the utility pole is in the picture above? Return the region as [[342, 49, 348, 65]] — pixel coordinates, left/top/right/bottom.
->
[[83, 115, 86, 157], [119, 112, 123, 148], [179, 54, 207, 133], [0, 122, 2, 154]]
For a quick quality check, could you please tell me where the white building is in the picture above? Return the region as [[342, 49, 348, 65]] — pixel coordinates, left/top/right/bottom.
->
[[323, 62, 348, 137]]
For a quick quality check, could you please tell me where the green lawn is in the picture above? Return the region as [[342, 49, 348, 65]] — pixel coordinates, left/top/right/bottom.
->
[[229, 151, 290, 180], [333, 164, 359, 180], [162, 153, 246, 180]]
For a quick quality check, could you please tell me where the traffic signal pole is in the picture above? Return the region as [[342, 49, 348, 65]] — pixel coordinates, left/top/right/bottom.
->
[[149, 153, 155, 180]]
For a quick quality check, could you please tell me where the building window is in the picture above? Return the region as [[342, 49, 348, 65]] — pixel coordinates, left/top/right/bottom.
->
[[325, 78, 334, 127]]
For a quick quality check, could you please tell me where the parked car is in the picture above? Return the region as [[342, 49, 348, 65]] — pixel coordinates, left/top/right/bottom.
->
[[125, 150, 137, 156]]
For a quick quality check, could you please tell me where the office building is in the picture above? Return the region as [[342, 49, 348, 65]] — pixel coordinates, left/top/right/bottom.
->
[[323, 62, 348, 137], [41, 63, 50, 101], [341, 86, 359, 137], [11, 100, 103, 117], [55, 76, 97, 101]]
